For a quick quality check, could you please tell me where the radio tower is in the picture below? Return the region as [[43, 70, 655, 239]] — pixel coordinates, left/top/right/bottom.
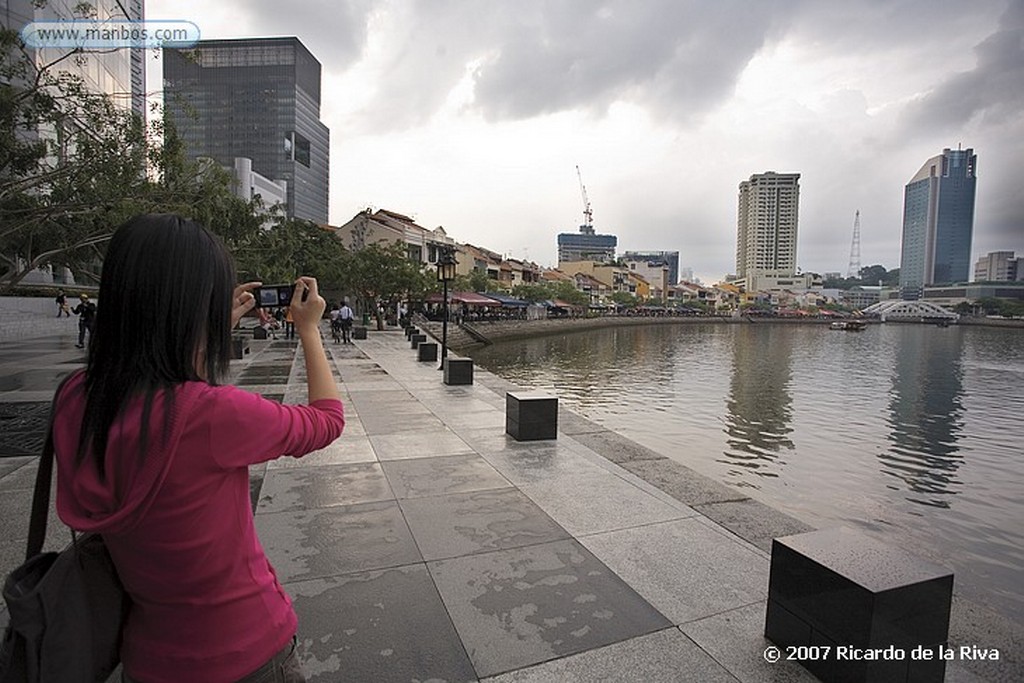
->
[[847, 210, 861, 278]]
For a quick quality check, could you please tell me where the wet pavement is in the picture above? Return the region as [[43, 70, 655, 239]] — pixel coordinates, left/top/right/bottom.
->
[[0, 325, 1018, 681]]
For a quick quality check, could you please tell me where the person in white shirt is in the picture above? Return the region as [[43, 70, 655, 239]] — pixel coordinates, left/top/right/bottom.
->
[[328, 304, 342, 344], [338, 300, 354, 344]]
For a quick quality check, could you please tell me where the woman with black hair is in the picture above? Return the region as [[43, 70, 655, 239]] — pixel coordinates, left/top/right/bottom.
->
[[50, 214, 344, 682]]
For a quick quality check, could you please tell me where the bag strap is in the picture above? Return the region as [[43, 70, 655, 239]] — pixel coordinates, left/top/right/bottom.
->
[[26, 373, 75, 560]]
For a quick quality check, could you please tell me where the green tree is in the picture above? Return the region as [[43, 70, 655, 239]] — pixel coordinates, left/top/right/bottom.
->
[[1, 18, 263, 291], [511, 283, 552, 302], [550, 280, 588, 307], [347, 241, 429, 329], [610, 291, 638, 307], [858, 265, 888, 284], [451, 268, 491, 294], [1, 27, 154, 290]]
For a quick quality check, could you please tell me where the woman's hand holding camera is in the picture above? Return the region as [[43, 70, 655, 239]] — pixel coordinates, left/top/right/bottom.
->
[[231, 281, 261, 328], [289, 277, 325, 334]]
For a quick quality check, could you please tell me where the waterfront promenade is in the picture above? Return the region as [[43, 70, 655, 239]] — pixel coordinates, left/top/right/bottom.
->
[[0, 322, 1019, 681]]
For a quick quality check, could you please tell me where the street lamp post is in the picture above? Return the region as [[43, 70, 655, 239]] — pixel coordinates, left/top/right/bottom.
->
[[436, 245, 457, 370]]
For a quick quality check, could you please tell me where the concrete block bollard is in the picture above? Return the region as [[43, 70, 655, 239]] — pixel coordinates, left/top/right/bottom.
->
[[444, 359, 474, 385], [765, 527, 954, 683], [505, 392, 558, 441]]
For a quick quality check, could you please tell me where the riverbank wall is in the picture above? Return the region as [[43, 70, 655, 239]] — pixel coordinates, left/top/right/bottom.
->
[[416, 314, 1021, 351]]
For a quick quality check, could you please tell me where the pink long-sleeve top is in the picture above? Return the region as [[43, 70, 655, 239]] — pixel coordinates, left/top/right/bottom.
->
[[52, 371, 345, 682]]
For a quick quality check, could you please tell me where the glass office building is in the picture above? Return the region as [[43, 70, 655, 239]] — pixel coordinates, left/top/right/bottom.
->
[[899, 148, 977, 299], [557, 230, 618, 264], [163, 37, 330, 223]]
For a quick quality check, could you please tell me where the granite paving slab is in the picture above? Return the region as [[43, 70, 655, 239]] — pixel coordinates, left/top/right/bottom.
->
[[399, 487, 571, 561], [680, 602, 818, 683], [369, 429, 474, 460], [693, 498, 815, 553], [257, 463, 393, 513], [358, 412, 447, 436], [476, 445, 618, 487], [0, 459, 38, 491], [428, 538, 672, 678], [381, 453, 510, 499], [482, 627, 737, 683], [266, 436, 377, 469], [519, 470, 694, 537], [287, 565, 476, 683], [0, 456, 33, 480], [617, 457, 749, 507], [255, 501, 421, 582], [580, 517, 769, 625]]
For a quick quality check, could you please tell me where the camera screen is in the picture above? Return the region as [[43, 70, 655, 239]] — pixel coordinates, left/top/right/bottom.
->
[[253, 285, 293, 308]]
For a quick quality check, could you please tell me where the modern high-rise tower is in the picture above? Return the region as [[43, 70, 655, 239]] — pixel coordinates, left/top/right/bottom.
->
[[163, 37, 330, 223], [899, 147, 977, 299], [736, 172, 801, 280]]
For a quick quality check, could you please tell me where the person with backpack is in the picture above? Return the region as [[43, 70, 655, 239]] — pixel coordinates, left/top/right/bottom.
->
[[51, 214, 344, 682]]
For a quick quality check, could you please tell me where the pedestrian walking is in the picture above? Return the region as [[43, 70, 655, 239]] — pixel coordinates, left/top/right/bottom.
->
[[71, 293, 96, 348], [339, 299, 354, 344], [50, 214, 344, 682], [285, 306, 295, 340], [54, 288, 70, 317], [329, 303, 342, 344]]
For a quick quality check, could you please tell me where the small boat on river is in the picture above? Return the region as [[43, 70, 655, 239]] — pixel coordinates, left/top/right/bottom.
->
[[830, 320, 867, 331]]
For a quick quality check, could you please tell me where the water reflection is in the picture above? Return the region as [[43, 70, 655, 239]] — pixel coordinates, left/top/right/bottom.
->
[[883, 327, 965, 508], [721, 325, 794, 479]]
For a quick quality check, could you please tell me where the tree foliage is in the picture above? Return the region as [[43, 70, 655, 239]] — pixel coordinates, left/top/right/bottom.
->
[[0, 17, 266, 292], [822, 265, 900, 290], [345, 241, 430, 329]]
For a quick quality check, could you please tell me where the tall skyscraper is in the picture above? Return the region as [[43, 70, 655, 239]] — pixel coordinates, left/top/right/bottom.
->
[[4, 0, 146, 117], [163, 37, 330, 223], [736, 172, 801, 279], [899, 147, 977, 299]]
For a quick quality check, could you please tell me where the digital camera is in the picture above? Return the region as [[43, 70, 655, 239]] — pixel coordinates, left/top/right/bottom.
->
[[252, 284, 294, 308]]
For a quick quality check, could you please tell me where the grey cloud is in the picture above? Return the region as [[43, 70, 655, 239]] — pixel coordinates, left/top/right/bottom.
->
[[897, 2, 1024, 134], [470, 1, 785, 122], [240, 0, 376, 69]]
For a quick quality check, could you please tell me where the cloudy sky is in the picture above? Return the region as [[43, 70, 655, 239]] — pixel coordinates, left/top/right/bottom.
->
[[147, 0, 1023, 283]]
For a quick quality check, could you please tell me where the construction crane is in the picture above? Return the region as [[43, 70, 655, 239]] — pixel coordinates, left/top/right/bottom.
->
[[576, 165, 594, 234], [847, 210, 861, 279]]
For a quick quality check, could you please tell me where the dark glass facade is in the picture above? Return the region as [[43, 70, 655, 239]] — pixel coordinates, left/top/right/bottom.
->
[[557, 231, 618, 263], [163, 37, 329, 223], [899, 148, 976, 299]]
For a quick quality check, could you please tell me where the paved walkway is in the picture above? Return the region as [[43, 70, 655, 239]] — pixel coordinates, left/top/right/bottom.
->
[[0, 324, 1017, 681]]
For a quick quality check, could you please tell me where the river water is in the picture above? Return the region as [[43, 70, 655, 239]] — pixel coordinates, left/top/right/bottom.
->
[[470, 322, 1024, 622]]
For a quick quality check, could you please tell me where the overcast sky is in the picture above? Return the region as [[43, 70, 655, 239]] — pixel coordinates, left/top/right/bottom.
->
[[147, 0, 1023, 283]]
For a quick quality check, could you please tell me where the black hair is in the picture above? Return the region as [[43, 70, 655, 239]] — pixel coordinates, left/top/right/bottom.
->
[[77, 214, 237, 475]]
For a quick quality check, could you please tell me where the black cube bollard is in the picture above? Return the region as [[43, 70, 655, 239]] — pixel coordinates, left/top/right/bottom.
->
[[505, 392, 558, 441], [765, 527, 954, 683], [444, 358, 474, 385], [410, 333, 427, 349], [353, 326, 368, 340], [231, 336, 250, 360], [417, 342, 438, 362]]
